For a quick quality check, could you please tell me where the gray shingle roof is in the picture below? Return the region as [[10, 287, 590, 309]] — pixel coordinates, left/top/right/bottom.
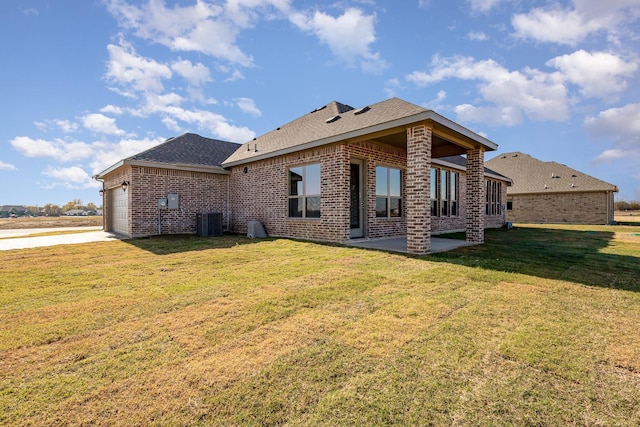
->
[[485, 152, 618, 194], [224, 97, 493, 166], [127, 133, 240, 167], [436, 155, 511, 182]]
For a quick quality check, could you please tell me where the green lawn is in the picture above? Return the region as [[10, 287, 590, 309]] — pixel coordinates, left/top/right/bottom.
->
[[1, 224, 639, 426]]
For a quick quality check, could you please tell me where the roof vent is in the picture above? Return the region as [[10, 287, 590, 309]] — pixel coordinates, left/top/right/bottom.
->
[[572, 174, 577, 177], [353, 106, 370, 115], [311, 105, 327, 113], [512, 154, 518, 157], [326, 115, 341, 124], [544, 184, 548, 189], [571, 183, 576, 188], [276, 127, 281, 130]]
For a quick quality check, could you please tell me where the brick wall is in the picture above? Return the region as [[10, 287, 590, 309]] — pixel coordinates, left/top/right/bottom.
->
[[228, 143, 351, 242], [102, 165, 229, 237], [406, 125, 432, 254], [508, 191, 614, 224], [466, 149, 485, 243]]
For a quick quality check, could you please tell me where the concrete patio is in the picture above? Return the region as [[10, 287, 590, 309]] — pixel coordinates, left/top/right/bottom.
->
[[345, 236, 477, 254]]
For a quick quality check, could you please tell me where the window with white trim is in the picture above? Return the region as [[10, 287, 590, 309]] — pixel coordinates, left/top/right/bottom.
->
[[289, 164, 321, 218], [376, 166, 402, 218], [485, 179, 502, 216], [431, 167, 459, 217]]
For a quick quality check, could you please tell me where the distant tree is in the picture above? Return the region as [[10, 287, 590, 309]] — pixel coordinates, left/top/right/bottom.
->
[[25, 205, 41, 216], [61, 199, 82, 212], [43, 204, 61, 216], [86, 202, 97, 211], [615, 201, 631, 211], [629, 201, 640, 211]]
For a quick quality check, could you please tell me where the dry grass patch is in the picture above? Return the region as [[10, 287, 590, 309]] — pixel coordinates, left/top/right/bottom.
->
[[1, 227, 639, 426]]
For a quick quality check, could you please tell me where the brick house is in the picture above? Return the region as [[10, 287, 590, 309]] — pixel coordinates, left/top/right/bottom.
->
[[97, 97, 510, 255], [95, 133, 239, 237], [485, 152, 618, 224]]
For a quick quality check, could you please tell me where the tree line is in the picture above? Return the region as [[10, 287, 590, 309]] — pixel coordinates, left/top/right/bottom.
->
[[25, 200, 102, 216], [614, 200, 640, 211]]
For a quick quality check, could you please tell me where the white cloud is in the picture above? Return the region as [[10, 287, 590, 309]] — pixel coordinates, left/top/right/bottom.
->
[[585, 103, 640, 165], [591, 149, 635, 164], [584, 103, 640, 141], [0, 160, 17, 171], [105, 0, 254, 66], [54, 120, 78, 133], [468, 0, 502, 13], [225, 69, 245, 82], [100, 105, 124, 115], [406, 55, 568, 125], [82, 113, 127, 136], [418, 0, 431, 9], [424, 90, 447, 109], [42, 166, 100, 189], [512, 1, 640, 46], [90, 136, 165, 173], [10, 137, 93, 162], [171, 59, 211, 86], [105, 42, 172, 95], [546, 50, 637, 99], [235, 97, 262, 117], [467, 31, 488, 41], [290, 8, 387, 73], [158, 106, 255, 142], [384, 78, 402, 98]]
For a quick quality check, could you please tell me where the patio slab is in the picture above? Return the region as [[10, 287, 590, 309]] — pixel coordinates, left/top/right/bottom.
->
[[345, 236, 477, 254]]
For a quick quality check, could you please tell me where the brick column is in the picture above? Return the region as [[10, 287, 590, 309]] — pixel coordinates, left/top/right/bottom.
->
[[406, 125, 431, 254], [466, 148, 485, 243]]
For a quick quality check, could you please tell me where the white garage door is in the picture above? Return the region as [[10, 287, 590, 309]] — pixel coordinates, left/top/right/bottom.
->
[[111, 188, 129, 235]]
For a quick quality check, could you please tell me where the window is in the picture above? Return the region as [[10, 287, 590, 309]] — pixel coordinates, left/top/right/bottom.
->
[[430, 168, 438, 216], [440, 169, 449, 216], [430, 167, 458, 217], [485, 179, 502, 216], [289, 164, 321, 218], [376, 166, 402, 218], [507, 198, 513, 211]]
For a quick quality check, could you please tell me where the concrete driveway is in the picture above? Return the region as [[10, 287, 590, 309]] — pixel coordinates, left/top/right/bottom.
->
[[0, 227, 122, 251]]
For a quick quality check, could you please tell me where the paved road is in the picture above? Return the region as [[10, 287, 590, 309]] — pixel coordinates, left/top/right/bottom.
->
[[0, 227, 122, 251]]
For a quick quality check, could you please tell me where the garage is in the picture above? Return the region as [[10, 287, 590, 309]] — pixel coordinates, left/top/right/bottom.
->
[[110, 187, 129, 236]]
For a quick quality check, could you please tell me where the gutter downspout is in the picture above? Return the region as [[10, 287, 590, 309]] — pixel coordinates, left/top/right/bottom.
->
[[92, 175, 106, 231]]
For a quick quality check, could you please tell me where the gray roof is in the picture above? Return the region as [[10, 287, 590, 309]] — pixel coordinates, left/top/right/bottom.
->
[[223, 97, 497, 167], [436, 155, 511, 183], [485, 152, 618, 194], [96, 133, 240, 178], [127, 133, 239, 167]]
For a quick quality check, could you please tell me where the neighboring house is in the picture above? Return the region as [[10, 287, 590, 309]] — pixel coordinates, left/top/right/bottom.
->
[[485, 152, 618, 224], [64, 209, 87, 216], [0, 205, 33, 218], [97, 97, 509, 254]]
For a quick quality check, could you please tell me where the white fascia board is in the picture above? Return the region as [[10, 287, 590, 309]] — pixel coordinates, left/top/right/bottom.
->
[[222, 111, 498, 168], [95, 159, 229, 178]]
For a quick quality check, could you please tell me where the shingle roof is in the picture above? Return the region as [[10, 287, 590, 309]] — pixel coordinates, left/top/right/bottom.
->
[[127, 133, 240, 167], [485, 152, 618, 194], [436, 155, 512, 183], [222, 97, 496, 167]]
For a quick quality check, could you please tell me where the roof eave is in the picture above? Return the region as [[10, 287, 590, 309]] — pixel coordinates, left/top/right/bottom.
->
[[95, 159, 229, 178], [222, 111, 497, 168]]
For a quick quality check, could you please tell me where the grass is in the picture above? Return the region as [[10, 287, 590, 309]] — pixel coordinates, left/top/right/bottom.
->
[[1, 224, 639, 425], [0, 216, 102, 230]]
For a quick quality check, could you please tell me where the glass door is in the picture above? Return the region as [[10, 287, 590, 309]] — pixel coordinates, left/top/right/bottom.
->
[[350, 159, 365, 238]]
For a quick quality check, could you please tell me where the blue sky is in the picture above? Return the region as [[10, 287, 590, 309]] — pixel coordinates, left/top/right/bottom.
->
[[1, 0, 639, 207]]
